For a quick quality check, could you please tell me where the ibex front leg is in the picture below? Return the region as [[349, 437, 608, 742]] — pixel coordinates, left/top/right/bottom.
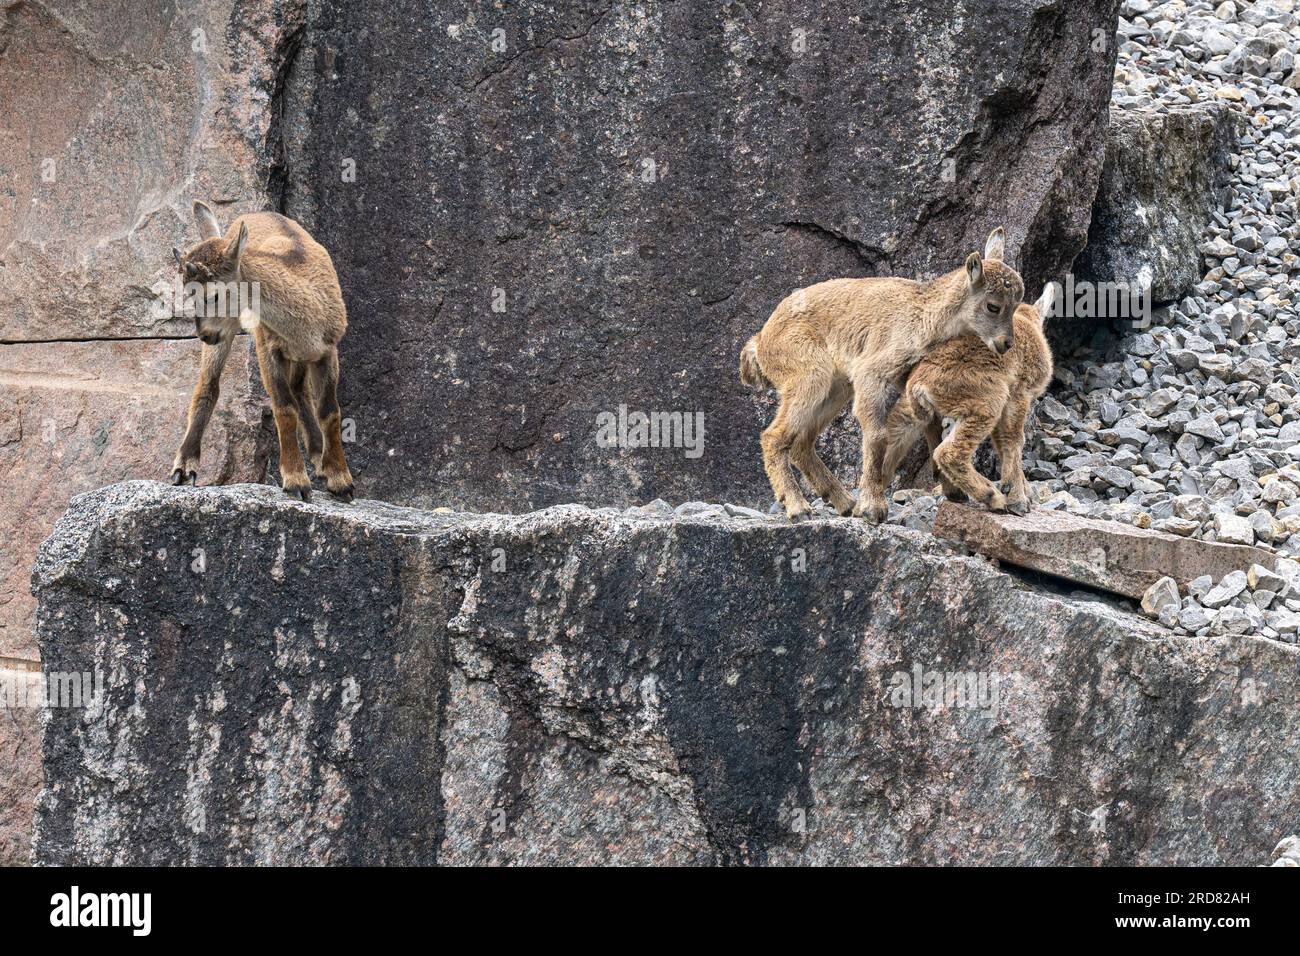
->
[[850, 366, 895, 523], [310, 346, 355, 502], [260, 341, 314, 502], [171, 335, 234, 485]]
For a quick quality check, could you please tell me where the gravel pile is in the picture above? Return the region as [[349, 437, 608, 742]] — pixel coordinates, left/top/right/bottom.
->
[[1023, 0, 1300, 560], [1140, 559, 1300, 638]]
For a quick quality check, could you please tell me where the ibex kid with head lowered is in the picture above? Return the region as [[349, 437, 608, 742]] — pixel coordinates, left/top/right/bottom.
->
[[879, 284, 1055, 514], [740, 228, 1024, 522], [171, 201, 354, 502]]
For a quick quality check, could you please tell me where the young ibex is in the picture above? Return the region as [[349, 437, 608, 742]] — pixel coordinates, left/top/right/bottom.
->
[[171, 201, 354, 502], [740, 228, 1024, 522], [880, 284, 1055, 514]]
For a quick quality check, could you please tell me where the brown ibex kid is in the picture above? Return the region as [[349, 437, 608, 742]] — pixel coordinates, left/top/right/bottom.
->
[[171, 201, 354, 502], [880, 284, 1055, 514], [740, 228, 1023, 522]]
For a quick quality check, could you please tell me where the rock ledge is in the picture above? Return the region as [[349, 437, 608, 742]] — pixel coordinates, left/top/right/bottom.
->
[[32, 482, 1300, 865]]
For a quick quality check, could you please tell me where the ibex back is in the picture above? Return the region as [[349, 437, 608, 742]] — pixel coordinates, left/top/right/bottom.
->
[[740, 228, 1024, 522], [171, 201, 354, 502]]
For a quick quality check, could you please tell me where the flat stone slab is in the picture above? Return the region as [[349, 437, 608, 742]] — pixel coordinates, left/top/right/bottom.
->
[[934, 502, 1279, 599]]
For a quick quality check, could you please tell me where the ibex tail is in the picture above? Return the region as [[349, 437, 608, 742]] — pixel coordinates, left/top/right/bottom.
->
[[739, 335, 769, 389]]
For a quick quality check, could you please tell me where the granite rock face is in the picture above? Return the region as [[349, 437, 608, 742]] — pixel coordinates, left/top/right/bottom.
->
[[33, 483, 1300, 865], [0, 667, 41, 868], [0, 341, 263, 864], [1075, 103, 1242, 305], [281, 0, 1122, 513], [0, 0, 304, 340], [0, 0, 308, 863], [2, 0, 1125, 860], [0, 341, 263, 660]]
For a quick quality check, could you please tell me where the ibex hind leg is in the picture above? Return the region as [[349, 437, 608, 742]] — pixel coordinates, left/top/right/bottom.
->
[[850, 374, 898, 524], [922, 417, 963, 500], [933, 414, 1005, 512], [909, 383, 964, 501], [291, 366, 324, 472], [992, 397, 1032, 515], [791, 378, 854, 516], [879, 397, 926, 492], [310, 346, 355, 503], [258, 338, 313, 502], [761, 395, 816, 522]]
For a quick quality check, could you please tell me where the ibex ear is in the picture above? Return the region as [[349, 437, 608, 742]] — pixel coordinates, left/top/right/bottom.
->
[[193, 200, 222, 240], [225, 221, 248, 272], [1035, 283, 1058, 324], [172, 247, 183, 268], [984, 226, 1006, 262], [965, 252, 984, 289]]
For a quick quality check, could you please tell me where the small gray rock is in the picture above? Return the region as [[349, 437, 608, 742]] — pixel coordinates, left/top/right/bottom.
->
[[1186, 416, 1226, 442], [1204, 569, 1249, 608], [1248, 563, 1287, 593], [1213, 512, 1254, 545], [1141, 576, 1181, 619]]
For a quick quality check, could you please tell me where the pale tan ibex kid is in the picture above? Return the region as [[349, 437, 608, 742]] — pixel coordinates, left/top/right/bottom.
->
[[880, 284, 1055, 515], [171, 201, 354, 502], [740, 228, 1023, 522]]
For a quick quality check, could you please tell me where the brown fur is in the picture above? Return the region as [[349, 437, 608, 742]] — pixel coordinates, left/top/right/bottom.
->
[[741, 228, 1024, 521], [881, 285, 1055, 514], [171, 201, 354, 502]]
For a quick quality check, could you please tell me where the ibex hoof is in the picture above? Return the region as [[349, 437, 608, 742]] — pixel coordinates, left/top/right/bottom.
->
[[1006, 498, 1031, 516], [852, 499, 888, 523], [331, 484, 355, 504], [827, 494, 855, 517], [170, 468, 197, 487], [284, 483, 312, 502]]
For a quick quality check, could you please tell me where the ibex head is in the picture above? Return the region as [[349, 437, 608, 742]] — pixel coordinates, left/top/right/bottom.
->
[[173, 201, 248, 345], [961, 227, 1024, 356]]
